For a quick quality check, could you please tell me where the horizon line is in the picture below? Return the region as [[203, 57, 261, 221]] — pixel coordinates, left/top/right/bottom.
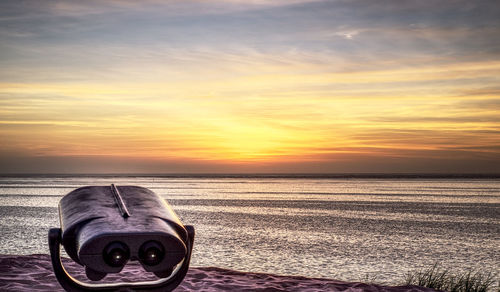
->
[[1, 173, 499, 179]]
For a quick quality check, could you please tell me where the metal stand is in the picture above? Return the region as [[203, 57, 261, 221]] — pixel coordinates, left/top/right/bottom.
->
[[48, 227, 194, 292]]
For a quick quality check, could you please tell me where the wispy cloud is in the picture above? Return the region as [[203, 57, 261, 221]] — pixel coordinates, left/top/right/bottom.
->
[[0, 0, 499, 172]]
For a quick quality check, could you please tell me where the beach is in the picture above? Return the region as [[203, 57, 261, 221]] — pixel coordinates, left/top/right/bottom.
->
[[2, 0, 500, 289], [0, 254, 437, 291], [1, 176, 498, 285]]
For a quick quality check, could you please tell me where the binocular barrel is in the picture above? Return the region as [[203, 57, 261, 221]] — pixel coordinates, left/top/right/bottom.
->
[[57, 185, 192, 281]]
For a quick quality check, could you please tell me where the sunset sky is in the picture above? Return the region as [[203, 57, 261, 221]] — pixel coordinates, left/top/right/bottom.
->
[[1, 0, 499, 173]]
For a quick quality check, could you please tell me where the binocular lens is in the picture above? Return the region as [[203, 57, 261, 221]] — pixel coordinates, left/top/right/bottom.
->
[[103, 242, 130, 267], [139, 241, 164, 266]]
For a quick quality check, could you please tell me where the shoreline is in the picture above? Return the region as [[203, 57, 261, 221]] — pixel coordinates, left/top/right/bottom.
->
[[0, 254, 437, 291]]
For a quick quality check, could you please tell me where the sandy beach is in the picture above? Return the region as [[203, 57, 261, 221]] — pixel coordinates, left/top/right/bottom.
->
[[0, 254, 437, 291]]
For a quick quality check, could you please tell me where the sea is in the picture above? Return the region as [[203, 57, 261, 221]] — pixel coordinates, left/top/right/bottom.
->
[[0, 174, 498, 285]]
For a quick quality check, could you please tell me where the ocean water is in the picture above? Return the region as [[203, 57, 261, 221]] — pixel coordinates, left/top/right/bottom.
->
[[0, 175, 498, 285]]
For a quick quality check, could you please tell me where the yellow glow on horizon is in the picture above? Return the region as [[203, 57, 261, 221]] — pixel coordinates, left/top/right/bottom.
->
[[0, 57, 499, 165]]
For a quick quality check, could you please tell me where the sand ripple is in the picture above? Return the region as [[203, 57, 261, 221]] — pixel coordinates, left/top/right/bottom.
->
[[0, 255, 437, 291]]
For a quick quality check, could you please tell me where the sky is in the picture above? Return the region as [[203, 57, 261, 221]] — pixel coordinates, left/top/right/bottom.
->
[[0, 0, 499, 174]]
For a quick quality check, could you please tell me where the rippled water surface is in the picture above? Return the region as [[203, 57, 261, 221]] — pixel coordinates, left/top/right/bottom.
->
[[0, 175, 499, 284]]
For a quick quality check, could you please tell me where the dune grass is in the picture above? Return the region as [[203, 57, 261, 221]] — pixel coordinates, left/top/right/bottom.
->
[[403, 264, 498, 292]]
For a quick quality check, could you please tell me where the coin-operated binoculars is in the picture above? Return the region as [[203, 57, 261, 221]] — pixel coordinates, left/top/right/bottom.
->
[[48, 184, 194, 291]]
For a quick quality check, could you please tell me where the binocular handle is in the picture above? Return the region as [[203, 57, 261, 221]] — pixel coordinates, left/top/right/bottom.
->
[[48, 227, 195, 292]]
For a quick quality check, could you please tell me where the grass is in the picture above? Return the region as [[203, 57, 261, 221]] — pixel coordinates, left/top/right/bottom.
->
[[403, 264, 498, 292]]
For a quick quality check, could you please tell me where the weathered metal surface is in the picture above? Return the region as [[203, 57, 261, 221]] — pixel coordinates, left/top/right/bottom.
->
[[58, 185, 187, 274]]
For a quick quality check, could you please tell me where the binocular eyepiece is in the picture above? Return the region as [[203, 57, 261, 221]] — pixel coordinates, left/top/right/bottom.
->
[[103, 241, 129, 268], [48, 184, 194, 291], [138, 241, 164, 266], [101, 240, 165, 269]]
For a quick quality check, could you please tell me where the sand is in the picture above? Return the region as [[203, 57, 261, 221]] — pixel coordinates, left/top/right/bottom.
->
[[0, 255, 437, 291]]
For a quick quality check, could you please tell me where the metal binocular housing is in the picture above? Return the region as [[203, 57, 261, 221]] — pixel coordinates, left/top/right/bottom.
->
[[48, 184, 194, 292]]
